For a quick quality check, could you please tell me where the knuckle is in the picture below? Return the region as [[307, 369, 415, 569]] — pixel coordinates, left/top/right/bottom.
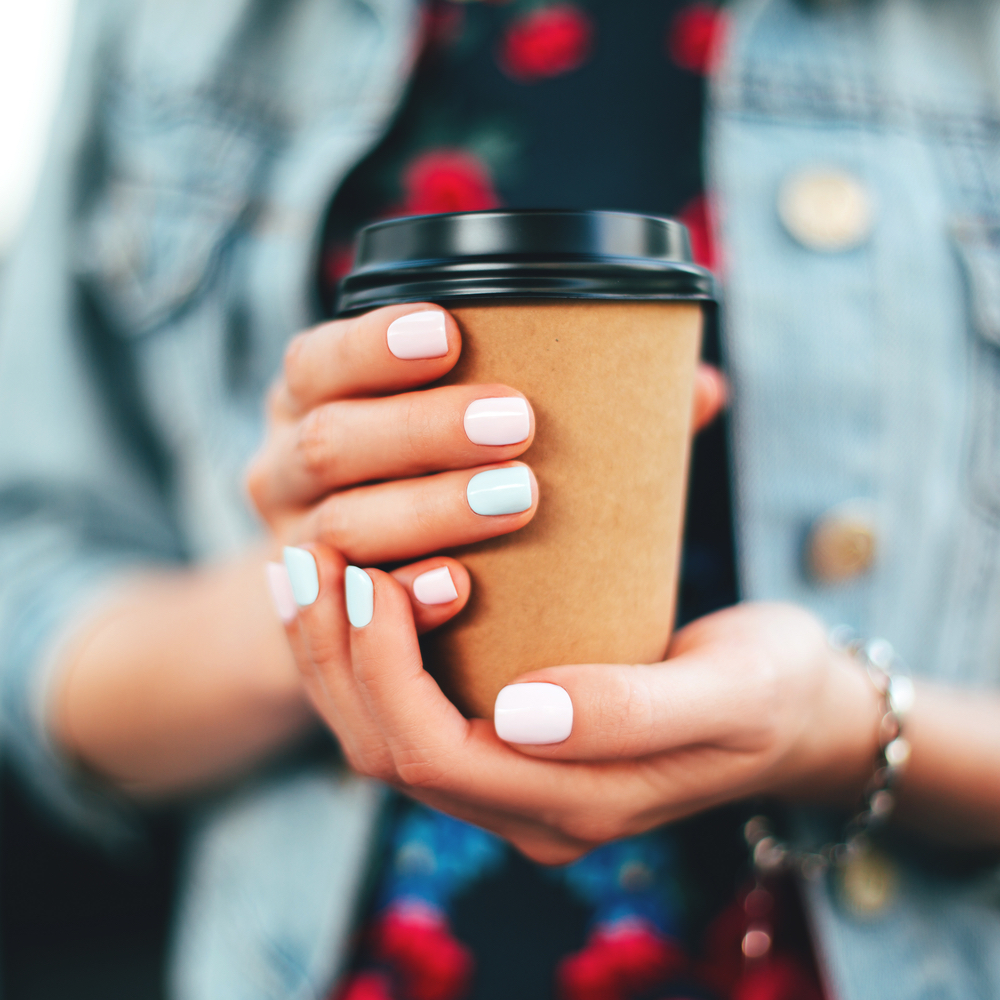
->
[[410, 479, 437, 534], [391, 740, 461, 791], [596, 672, 654, 755], [401, 394, 433, 462], [350, 650, 382, 692], [315, 494, 351, 549], [394, 755, 449, 790], [306, 633, 347, 675], [296, 406, 339, 481]]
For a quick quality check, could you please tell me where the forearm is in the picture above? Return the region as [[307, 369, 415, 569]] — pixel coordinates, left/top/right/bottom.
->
[[747, 629, 1000, 848], [892, 681, 1000, 846], [50, 547, 314, 798], [781, 668, 1000, 848]]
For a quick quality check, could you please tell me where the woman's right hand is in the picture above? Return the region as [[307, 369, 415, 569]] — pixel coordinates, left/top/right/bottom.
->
[[246, 303, 540, 566]]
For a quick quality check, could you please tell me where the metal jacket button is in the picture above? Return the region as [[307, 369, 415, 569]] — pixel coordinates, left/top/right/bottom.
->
[[807, 500, 877, 584], [779, 167, 874, 252]]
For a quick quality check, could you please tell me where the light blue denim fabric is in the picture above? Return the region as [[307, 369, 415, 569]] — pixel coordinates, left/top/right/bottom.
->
[[1, 0, 999, 997], [713, 1, 1000, 997]]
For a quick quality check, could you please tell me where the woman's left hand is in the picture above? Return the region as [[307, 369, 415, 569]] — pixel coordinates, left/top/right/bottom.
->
[[283, 545, 881, 864]]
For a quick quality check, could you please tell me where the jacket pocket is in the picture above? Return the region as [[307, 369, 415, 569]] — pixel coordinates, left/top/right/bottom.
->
[[952, 217, 1000, 520], [76, 80, 273, 336]]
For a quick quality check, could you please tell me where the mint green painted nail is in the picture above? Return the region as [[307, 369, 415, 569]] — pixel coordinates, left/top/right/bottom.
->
[[283, 546, 319, 606], [467, 466, 532, 516], [345, 566, 374, 627]]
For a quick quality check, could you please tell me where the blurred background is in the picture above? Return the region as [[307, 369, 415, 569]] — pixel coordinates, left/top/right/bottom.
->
[[0, 0, 75, 257], [1, 4, 177, 998]]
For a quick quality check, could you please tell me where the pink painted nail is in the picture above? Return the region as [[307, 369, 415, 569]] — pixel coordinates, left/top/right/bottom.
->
[[413, 566, 459, 605], [464, 397, 531, 446], [386, 311, 449, 360], [265, 561, 298, 624], [494, 682, 573, 744]]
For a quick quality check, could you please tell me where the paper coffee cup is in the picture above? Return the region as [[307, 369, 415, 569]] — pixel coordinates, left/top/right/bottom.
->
[[339, 211, 714, 718]]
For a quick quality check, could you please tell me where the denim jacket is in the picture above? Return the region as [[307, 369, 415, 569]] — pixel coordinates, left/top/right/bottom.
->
[[1, 1, 999, 997]]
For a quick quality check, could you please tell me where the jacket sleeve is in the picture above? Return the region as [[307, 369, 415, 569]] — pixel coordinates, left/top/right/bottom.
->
[[0, 0, 185, 841]]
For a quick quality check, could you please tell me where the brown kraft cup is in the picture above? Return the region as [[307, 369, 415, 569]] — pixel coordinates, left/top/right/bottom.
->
[[338, 210, 715, 718]]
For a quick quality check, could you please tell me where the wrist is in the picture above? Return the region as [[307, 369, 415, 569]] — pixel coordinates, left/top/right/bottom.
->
[[773, 647, 882, 807]]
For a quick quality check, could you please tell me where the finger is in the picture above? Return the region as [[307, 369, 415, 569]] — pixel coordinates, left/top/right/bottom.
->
[[344, 568, 710, 839], [262, 384, 534, 507], [411, 731, 764, 851], [276, 544, 393, 777], [491, 653, 760, 762], [343, 574, 622, 816], [692, 363, 728, 432], [280, 304, 462, 413], [301, 462, 538, 565], [345, 567, 473, 777], [278, 554, 730, 841], [390, 557, 470, 636]]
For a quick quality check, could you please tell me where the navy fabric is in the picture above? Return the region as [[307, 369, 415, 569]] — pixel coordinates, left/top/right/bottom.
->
[[314, 5, 741, 997], [317, 0, 737, 626]]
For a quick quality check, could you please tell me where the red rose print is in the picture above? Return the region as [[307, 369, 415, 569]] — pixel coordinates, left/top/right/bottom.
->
[[667, 3, 726, 75], [557, 922, 687, 1000], [498, 4, 594, 83], [677, 193, 719, 272], [401, 149, 500, 216], [336, 971, 394, 1000], [374, 905, 473, 1000]]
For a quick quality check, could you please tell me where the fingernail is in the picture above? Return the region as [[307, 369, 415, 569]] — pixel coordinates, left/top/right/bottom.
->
[[467, 466, 533, 516], [345, 566, 374, 627], [413, 566, 459, 606], [464, 397, 531, 446], [387, 311, 448, 360], [283, 546, 320, 606], [494, 683, 573, 744], [265, 561, 298, 623]]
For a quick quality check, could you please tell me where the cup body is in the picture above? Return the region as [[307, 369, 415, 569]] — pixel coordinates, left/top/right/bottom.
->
[[422, 300, 702, 717], [337, 210, 714, 718]]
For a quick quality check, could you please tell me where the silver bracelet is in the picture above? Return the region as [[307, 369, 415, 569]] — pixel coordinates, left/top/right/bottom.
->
[[744, 630, 915, 881]]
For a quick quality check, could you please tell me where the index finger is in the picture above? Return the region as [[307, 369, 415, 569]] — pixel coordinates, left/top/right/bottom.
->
[[281, 304, 462, 413]]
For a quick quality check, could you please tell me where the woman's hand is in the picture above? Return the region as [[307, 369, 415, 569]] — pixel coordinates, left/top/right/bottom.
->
[[249, 299, 726, 784], [247, 304, 542, 563], [50, 303, 725, 797], [279, 543, 881, 864], [248, 302, 724, 560]]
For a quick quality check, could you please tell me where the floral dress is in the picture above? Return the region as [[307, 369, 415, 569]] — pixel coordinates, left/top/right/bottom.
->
[[316, 4, 820, 1000]]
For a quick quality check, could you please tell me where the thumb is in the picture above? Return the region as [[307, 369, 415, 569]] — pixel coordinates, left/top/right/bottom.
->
[[493, 656, 745, 761]]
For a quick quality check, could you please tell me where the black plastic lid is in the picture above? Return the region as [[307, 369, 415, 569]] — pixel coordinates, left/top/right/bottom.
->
[[335, 209, 715, 316]]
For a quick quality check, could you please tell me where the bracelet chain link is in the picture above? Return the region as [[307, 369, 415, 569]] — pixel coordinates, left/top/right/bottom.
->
[[744, 629, 915, 881]]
